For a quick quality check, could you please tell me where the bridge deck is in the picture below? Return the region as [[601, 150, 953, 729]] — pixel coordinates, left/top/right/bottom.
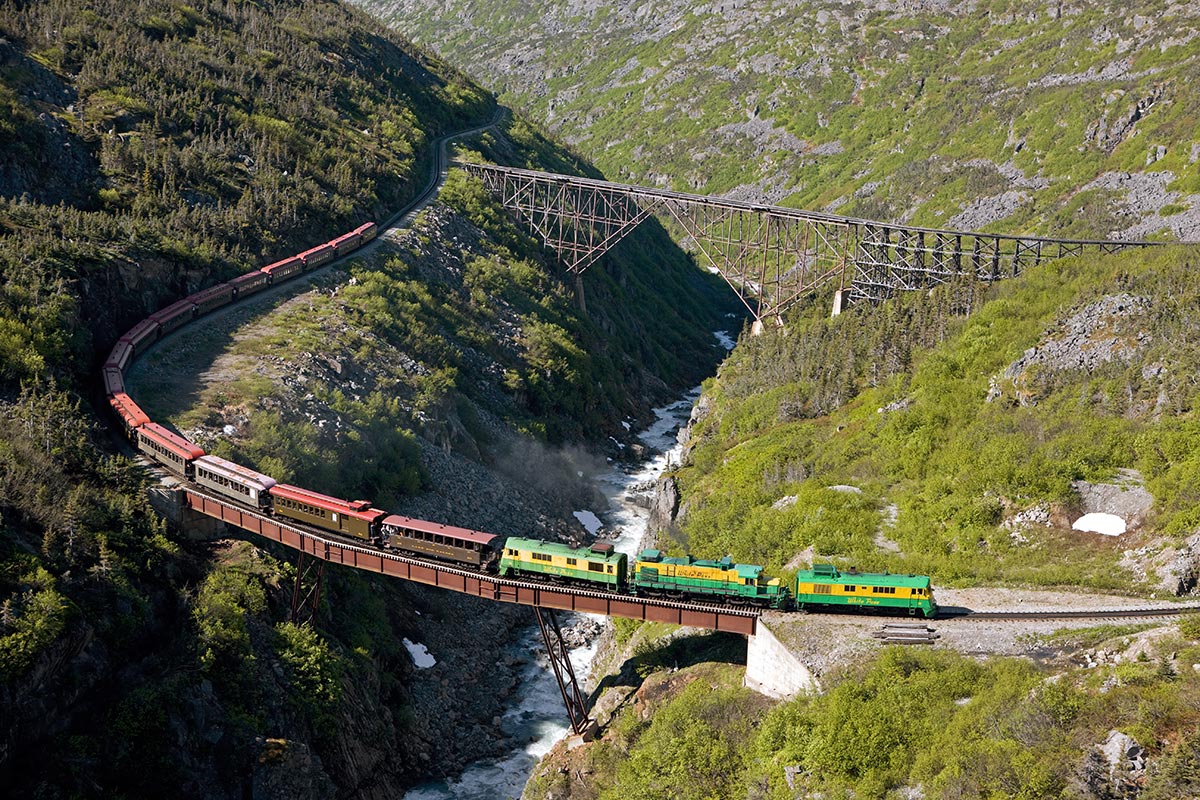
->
[[185, 489, 758, 635]]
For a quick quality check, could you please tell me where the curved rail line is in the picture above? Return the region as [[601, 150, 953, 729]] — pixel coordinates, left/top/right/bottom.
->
[[113, 112, 1194, 638], [111, 110, 764, 635]]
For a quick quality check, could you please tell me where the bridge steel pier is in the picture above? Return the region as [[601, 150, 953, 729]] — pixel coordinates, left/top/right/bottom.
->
[[457, 162, 1159, 324], [290, 549, 326, 626], [534, 607, 595, 737]]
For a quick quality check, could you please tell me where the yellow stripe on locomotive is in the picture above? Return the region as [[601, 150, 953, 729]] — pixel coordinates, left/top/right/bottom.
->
[[499, 537, 626, 587], [634, 549, 788, 608], [794, 563, 937, 618]]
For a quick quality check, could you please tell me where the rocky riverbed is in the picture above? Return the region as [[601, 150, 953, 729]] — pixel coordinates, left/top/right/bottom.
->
[[402, 370, 720, 799]]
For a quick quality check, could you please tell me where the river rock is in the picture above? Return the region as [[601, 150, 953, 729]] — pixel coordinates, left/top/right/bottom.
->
[[252, 739, 335, 800], [560, 618, 605, 649]]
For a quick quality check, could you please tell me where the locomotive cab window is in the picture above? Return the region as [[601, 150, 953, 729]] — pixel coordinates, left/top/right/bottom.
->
[[566, 558, 577, 566], [844, 585, 855, 592], [588, 562, 604, 572]]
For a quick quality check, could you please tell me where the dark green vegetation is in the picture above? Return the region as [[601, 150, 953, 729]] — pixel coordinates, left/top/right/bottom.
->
[[1, 0, 490, 389], [750, 641, 1200, 799], [373, 0, 1199, 240], [0, 0, 492, 791], [531, 632, 1200, 800], [0, 0, 734, 795], [128, 147, 736, 508], [365, 2, 1200, 798]]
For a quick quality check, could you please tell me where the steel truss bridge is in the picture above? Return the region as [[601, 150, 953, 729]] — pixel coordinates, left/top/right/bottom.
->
[[456, 162, 1160, 323]]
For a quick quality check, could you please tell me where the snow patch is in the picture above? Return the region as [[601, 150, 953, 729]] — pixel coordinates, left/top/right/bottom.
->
[[573, 510, 603, 535], [403, 638, 437, 669], [1072, 513, 1127, 536]]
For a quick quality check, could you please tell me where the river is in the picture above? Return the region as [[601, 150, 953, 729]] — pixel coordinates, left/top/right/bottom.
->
[[403, 331, 734, 800]]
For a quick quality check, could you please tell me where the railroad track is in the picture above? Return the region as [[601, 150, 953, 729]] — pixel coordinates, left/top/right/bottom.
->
[[939, 605, 1200, 622], [184, 479, 1200, 628], [185, 484, 760, 622]]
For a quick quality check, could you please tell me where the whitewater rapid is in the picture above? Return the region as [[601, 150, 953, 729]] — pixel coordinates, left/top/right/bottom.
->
[[402, 332, 732, 800]]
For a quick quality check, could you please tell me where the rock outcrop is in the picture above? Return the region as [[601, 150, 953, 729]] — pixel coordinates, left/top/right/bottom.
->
[[988, 294, 1152, 406]]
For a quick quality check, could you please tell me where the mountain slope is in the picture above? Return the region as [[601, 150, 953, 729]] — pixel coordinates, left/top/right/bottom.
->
[[0, 1, 737, 796], [362, 0, 1200, 242]]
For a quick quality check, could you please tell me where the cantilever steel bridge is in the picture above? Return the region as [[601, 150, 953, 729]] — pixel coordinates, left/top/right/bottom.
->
[[456, 162, 1160, 324]]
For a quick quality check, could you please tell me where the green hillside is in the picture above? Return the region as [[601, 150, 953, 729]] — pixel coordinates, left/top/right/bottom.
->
[[673, 244, 1200, 589], [353, 4, 1200, 796], [0, 0, 495, 793], [0, 1, 737, 796], [365, 0, 1200, 241], [366, 0, 1200, 590]]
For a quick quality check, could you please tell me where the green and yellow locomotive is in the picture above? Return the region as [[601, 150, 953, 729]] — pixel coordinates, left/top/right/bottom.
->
[[499, 538, 627, 587], [633, 549, 789, 608], [794, 563, 937, 617]]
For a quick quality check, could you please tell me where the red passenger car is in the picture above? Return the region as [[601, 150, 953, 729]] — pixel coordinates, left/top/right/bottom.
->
[[381, 514, 501, 567], [230, 270, 270, 298], [102, 366, 125, 396], [105, 339, 133, 372], [121, 318, 161, 356], [330, 231, 361, 255], [186, 283, 234, 316], [268, 483, 386, 541], [108, 392, 150, 437], [353, 222, 378, 242], [150, 299, 197, 335], [298, 243, 334, 270], [262, 257, 303, 283], [137, 422, 205, 477]]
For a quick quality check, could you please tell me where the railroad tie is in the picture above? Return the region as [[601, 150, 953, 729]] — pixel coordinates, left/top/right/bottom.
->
[[872, 622, 939, 645]]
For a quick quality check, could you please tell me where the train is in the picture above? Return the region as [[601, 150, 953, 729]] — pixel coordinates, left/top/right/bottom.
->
[[102, 219, 938, 617]]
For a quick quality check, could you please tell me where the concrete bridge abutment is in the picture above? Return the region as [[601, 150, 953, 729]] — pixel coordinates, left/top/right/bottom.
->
[[744, 619, 819, 699], [147, 478, 227, 540]]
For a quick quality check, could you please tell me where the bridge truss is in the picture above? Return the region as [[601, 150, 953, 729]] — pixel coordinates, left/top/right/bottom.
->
[[456, 162, 1157, 322]]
